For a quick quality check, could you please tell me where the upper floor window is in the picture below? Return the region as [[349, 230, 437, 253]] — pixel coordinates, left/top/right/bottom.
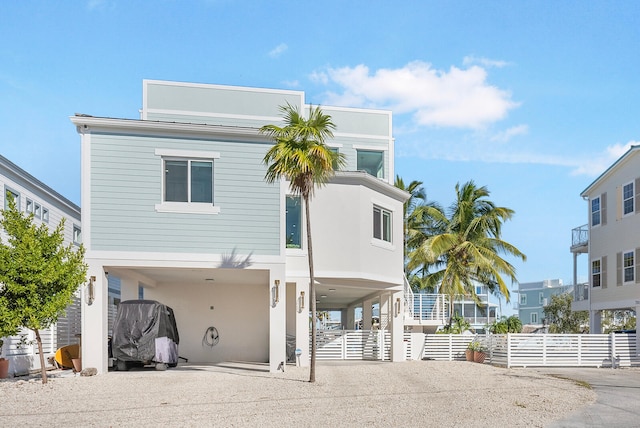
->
[[539, 292, 544, 305], [4, 186, 20, 211], [155, 149, 220, 214], [530, 312, 538, 324], [165, 159, 212, 203], [357, 150, 384, 179], [373, 206, 391, 242], [286, 195, 302, 249], [520, 294, 527, 305], [591, 196, 601, 226], [34, 202, 41, 219], [592, 259, 601, 287], [42, 207, 49, 223], [26, 198, 34, 213], [623, 250, 634, 283], [73, 225, 82, 245], [623, 182, 634, 216]]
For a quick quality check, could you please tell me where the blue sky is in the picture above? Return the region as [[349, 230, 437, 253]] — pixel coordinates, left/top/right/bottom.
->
[[2, 1, 640, 301]]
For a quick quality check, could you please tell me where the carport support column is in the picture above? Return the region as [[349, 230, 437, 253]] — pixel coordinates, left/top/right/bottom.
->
[[81, 264, 108, 374], [590, 310, 602, 334], [363, 298, 373, 330], [120, 277, 139, 302], [269, 268, 286, 372], [636, 305, 640, 356], [296, 281, 309, 367], [346, 304, 356, 330], [390, 290, 405, 362]]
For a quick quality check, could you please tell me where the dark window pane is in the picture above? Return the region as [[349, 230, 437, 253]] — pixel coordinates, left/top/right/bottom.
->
[[191, 161, 213, 203], [382, 210, 391, 242], [286, 196, 302, 248], [357, 150, 384, 178], [373, 207, 381, 239], [165, 160, 188, 202]]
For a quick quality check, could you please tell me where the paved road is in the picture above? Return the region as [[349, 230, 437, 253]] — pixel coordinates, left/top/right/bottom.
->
[[543, 367, 640, 427]]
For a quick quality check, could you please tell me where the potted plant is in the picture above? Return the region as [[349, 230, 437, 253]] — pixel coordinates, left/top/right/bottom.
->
[[473, 343, 488, 364], [466, 340, 479, 361]]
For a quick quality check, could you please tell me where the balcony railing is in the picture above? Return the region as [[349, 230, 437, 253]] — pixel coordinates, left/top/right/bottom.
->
[[574, 283, 589, 301], [571, 224, 589, 249]]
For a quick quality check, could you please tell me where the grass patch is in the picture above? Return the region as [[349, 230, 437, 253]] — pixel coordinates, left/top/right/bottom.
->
[[550, 374, 592, 389]]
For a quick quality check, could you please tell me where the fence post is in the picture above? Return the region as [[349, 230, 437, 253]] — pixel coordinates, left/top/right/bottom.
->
[[507, 333, 511, 368], [610, 332, 616, 369]]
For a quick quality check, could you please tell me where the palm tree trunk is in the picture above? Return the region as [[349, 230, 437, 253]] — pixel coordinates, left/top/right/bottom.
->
[[305, 193, 317, 383], [34, 329, 47, 384]]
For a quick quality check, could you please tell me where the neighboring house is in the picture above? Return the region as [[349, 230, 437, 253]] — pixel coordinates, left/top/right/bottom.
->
[[516, 279, 573, 326], [0, 155, 82, 376], [71, 80, 409, 374], [572, 145, 640, 343], [405, 284, 499, 333]]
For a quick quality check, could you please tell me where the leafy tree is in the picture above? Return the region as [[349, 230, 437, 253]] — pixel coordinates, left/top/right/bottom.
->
[[260, 103, 344, 383], [602, 310, 636, 333], [0, 198, 87, 383], [489, 315, 523, 333], [543, 292, 588, 333], [437, 314, 471, 334], [407, 181, 526, 322]]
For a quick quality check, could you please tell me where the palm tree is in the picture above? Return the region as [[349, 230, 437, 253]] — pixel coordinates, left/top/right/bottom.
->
[[260, 103, 344, 383], [408, 181, 526, 321], [394, 176, 444, 292]]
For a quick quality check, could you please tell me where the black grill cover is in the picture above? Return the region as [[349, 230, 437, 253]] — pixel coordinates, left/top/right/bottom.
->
[[111, 300, 179, 364]]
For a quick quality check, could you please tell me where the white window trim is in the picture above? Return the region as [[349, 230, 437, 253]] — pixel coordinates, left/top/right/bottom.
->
[[622, 181, 634, 217], [520, 294, 527, 305], [372, 205, 393, 245], [531, 312, 538, 324], [4, 185, 20, 211], [155, 202, 221, 214], [622, 249, 635, 284], [155, 148, 220, 214]]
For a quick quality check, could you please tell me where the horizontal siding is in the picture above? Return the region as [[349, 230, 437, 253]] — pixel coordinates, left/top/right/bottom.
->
[[324, 108, 390, 136], [90, 133, 280, 255], [146, 82, 302, 122]]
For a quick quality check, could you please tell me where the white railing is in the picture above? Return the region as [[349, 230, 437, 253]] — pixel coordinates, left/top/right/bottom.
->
[[408, 293, 448, 323], [403, 275, 415, 320], [413, 333, 640, 368], [574, 283, 589, 302], [313, 330, 391, 361]]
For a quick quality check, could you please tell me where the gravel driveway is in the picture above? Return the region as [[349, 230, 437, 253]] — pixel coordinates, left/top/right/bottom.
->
[[0, 360, 595, 427]]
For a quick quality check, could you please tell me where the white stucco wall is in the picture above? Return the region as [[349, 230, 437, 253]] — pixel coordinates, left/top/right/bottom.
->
[[145, 280, 269, 364]]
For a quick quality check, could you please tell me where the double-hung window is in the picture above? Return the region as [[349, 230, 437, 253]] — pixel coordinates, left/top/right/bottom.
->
[[155, 149, 220, 214], [623, 182, 634, 216], [531, 313, 538, 324], [591, 196, 601, 226], [73, 225, 82, 245], [520, 294, 527, 305], [623, 250, 634, 283], [373, 206, 392, 243], [592, 259, 601, 287]]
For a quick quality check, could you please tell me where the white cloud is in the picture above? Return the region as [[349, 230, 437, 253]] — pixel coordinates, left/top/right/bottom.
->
[[268, 43, 288, 58], [569, 141, 638, 177], [463, 55, 511, 68], [313, 61, 518, 129], [490, 125, 529, 143]]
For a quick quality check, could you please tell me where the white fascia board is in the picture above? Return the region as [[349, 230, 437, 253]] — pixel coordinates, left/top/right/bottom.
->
[[86, 250, 285, 267], [330, 171, 410, 202], [70, 115, 266, 142], [286, 269, 404, 287], [143, 79, 305, 97]]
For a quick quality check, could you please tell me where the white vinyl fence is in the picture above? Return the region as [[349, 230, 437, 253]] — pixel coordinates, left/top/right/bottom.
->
[[410, 333, 640, 368], [313, 330, 391, 361]]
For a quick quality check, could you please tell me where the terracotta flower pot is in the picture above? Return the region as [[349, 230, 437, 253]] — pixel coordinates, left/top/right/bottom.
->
[[474, 351, 487, 364], [465, 349, 474, 361], [72, 358, 82, 373], [0, 358, 9, 379]]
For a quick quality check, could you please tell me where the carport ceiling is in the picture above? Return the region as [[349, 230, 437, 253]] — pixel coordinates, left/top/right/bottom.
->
[[121, 267, 269, 286]]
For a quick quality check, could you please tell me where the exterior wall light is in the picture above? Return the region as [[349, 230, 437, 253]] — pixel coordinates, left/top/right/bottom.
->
[[273, 279, 280, 304], [86, 276, 96, 306], [394, 297, 401, 317], [299, 291, 305, 311]]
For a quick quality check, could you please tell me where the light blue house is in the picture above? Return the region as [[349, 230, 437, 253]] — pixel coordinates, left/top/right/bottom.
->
[[517, 279, 573, 327], [71, 80, 409, 373]]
